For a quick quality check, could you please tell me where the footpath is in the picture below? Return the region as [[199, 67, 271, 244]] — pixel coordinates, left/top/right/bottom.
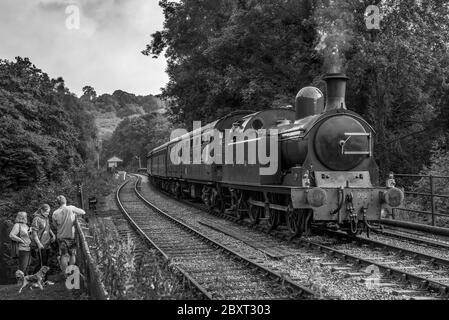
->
[[0, 274, 82, 300]]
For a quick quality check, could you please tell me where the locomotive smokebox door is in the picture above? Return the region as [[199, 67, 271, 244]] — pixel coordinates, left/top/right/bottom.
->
[[313, 116, 371, 172]]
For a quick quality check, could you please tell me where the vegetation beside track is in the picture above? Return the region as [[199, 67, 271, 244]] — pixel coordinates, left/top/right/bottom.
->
[[87, 215, 199, 300]]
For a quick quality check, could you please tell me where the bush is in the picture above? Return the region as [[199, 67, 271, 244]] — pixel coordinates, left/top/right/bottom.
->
[[403, 136, 449, 226], [89, 217, 198, 299]]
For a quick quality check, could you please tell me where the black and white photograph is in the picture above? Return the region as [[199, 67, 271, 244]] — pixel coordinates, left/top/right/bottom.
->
[[1, 0, 449, 311]]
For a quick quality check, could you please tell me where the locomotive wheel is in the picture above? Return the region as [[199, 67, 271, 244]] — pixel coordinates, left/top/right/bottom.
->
[[303, 209, 313, 236], [267, 208, 281, 231], [236, 194, 248, 220], [215, 189, 226, 214], [209, 188, 224, 214], [175, 183, 182, 199], [286, 203, 302, 237], [248, 201, 261, 225], [201, 186, 211, 207], [209, 188, 217, 213]]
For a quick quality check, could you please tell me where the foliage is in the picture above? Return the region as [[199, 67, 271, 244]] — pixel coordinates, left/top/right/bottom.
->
[[89, 218, 197, 299], [145, 0, 449, 176], [81, 86, 97, 102], [0, 57, 98, 193], [338, 0, 449, 176], [89, 89, 164, 116], [101, 113, 172, 168], [143, 0, 320, 128], [401, 136, 449, 226]]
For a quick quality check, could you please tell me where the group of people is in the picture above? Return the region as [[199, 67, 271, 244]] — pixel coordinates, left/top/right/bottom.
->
[[9, 195, 86, 284]]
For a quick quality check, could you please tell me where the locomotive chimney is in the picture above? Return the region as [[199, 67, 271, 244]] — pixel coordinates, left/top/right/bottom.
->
[[324, 73, 348, 111]]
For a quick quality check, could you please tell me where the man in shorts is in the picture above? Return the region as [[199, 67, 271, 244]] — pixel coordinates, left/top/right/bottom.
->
[[52, 195, 85, 278]]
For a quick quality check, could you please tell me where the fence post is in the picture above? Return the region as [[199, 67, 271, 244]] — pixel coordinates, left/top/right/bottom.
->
[[430, 175, 435, 226], [78, 183, 84, 210], [391, 171, 395, 220]]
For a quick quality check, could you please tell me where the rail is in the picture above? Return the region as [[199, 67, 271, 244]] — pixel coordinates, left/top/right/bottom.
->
[[392, 173, 449, 226], [127, 175, 317, 299]]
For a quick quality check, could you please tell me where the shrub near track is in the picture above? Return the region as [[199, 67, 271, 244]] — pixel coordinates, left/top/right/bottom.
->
[[88, 217, 199, 300]]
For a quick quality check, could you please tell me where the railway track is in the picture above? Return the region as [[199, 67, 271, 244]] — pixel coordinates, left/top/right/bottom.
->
[[135, 174, 449, 300], [296, 234, 449, 300], [116, 175, 317, 300], [373, 227, 449, 250], [140, 174, 449, 300]]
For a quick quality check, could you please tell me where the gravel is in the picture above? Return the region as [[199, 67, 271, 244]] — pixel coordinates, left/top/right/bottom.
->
[[135, 175, 430, 300]]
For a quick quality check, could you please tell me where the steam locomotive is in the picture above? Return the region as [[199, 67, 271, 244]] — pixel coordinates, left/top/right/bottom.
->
[[147, 73, 404, 236]]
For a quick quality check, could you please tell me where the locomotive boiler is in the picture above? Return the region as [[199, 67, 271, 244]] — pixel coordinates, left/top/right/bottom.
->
[[147, 73, 404, 236]]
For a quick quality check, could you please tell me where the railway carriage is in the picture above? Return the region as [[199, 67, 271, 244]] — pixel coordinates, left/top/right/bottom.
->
[[147, 73, 404, 237]]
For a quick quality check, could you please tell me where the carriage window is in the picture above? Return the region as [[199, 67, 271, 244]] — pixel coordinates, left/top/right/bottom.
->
[[252, 119, 264, 130]]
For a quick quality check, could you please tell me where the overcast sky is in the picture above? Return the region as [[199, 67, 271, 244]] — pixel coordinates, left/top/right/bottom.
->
[[0, 0, 168, 97]]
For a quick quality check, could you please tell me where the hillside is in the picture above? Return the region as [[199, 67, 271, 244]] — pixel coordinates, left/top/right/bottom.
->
[[82, 88, 166, 141]]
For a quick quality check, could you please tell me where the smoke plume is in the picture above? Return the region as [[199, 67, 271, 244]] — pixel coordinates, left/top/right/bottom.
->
[[314, 0, 354, 74]]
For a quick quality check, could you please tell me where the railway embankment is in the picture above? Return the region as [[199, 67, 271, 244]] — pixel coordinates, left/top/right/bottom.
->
[[83, 176, 199, 299]]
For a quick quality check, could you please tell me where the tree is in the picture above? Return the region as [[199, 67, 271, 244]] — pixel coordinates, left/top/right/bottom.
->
[[102, 113, 171, 168], [339, 0, 449, 176], [143, 0, 320, 128], [0, 57, 98, 192], [144, 0, 449, 177], [82, 85, 97, 101]]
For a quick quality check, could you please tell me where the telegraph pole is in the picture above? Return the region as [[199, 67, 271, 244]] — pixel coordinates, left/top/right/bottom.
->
[[96, 139, 102, 170]]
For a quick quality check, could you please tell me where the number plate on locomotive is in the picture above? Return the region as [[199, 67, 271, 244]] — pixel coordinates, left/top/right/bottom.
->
[[353, 191, 369, 202]]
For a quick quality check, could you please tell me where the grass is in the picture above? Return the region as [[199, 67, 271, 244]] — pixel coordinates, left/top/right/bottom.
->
[[0, 281, 87, 300], [94, 112, 122, 141]]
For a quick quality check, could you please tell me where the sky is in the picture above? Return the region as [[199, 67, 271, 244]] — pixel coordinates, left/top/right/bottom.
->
[[0, 0, 169, 97]]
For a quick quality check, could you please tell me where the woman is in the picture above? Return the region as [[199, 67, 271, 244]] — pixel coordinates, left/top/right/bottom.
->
[[9, 212, 32, 274], [31, 204, 55, 277]]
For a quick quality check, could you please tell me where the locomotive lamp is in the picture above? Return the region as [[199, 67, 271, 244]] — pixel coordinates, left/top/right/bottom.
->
[[302, 171, 311, 188], [386, 172, 396, 188]]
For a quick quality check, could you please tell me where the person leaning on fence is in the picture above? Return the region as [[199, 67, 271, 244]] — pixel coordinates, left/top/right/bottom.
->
[[52, 195, 85, 278], [31, 204, 56, 282], [9, 212, 32, 275]]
